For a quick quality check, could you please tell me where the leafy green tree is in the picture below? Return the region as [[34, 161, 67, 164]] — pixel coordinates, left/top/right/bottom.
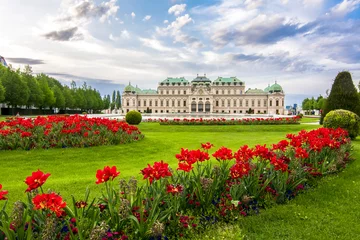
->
[[116, 90, 121, 109], [62, 86, 75, 110], [103, 95, 110, 109], [321, 71, 360, 124], [1, 67, 29, 108], [52, 85, 65, 109], [112, 90, 116, 104], [36, 74, 56, 109], [0, 78, 5, 103], [21, 69, 44, 108]]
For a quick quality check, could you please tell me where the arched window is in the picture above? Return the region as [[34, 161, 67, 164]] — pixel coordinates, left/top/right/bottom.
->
[[191, 101, 196, 112], [205, 101, 211, 112], [198, 101, 204, 112]]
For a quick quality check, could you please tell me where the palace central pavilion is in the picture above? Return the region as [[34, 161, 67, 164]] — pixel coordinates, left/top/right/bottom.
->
[[122, 75, 285, 114]]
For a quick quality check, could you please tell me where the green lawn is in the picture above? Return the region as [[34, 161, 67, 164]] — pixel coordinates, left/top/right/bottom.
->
[[1, 122, 359, 239], [300, 116, 320, 123]]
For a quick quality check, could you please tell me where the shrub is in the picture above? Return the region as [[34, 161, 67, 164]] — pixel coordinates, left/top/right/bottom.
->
[[297, 113, 303, 118], [323, 109, 360, 139], [321, 71, 360, 124], [126, 110, 142, 125]]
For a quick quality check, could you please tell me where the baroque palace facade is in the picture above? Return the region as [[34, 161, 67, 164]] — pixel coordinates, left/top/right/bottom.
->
[[122, 75, 285, 114]]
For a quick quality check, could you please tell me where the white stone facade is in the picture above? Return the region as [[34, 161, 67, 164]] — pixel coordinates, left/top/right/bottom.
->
[[122, 76, 285, 115]]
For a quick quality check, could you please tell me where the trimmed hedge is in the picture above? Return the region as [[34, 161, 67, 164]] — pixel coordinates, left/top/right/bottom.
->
[[125, 110, 142, 125], [323, 109, 360, 139]]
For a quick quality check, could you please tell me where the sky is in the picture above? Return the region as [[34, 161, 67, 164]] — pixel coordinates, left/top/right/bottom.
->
[[1, 0, 360, 106]]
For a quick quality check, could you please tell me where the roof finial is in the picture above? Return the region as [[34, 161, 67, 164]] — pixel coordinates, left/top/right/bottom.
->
[[204, 73, 206, 77], [275, 80, 277, 84], [197, 73, 199, 77]]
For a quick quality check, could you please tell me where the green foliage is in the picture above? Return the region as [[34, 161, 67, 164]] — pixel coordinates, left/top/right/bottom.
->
[[1, 67, 29, 107], [126, 110, 142, 125], [321, 71, 360, 123], [52, 85, 66, 109], [36, 74, 56, 108], [323, 109, 360, 139], [0, 78, 5, 103], [116, 90, 121, 109], [22, 71, 44, 108]]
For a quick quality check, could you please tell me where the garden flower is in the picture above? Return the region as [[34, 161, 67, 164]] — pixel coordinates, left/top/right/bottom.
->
[[201, 142, 214, 150], [234, 145, 254, 163], [21, 131, 32, 138], [295, 147, 309, 159], [32, 192, 67, 217], [141, 161, 172, 184], [0, 184, 8, 200], [24, 169, 51, 192], [212, 147, 233, 160], [177, 162, 193, 172], [229, 162, 251, 179], [75, 200, 88, 208], [95, 166, 120, 184], [166, 184, 184, 195]]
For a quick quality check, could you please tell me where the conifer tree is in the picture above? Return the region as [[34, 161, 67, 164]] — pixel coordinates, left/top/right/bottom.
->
[[321, 71, 360, 123]]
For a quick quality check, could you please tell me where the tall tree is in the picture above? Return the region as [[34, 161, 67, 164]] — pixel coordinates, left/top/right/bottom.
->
[[321, 71, 360, 123], [63, 86, 75, 110], [21, 68, 44, 108], [115, 90, 121, 109], [36, 74, 56, 109], [1, 68, 29, 108], [52, 85, 65, 110], [0, 78, 5, 103]]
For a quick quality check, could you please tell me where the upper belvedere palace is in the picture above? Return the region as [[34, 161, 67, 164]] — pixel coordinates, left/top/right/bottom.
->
[[122, 75, 285, 114]]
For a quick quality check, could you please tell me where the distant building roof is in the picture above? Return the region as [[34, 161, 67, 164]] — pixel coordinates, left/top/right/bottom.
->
[[161, 77, 189, 84], [213, 77, 244, 84], [245, 88, 266, 94], [269, 82, 283, 93], [192, 75, 211, 83], [141, 89, 157, 94]]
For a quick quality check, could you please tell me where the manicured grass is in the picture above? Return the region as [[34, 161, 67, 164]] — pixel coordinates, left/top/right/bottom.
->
[[0, 123, 317, 209], [300, 116, 320, 123]]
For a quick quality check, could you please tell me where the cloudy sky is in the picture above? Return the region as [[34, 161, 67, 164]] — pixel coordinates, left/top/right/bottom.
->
[[1, 0, 360, 105]]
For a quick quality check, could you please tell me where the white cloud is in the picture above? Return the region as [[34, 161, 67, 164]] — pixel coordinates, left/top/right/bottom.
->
[[329, 0, 360, 18], [164, 20, 169, 24], [244, 0, 263, 9], [143, 15, 152, 21], [131, 12, 136, 19], [168, 4, 187, 16], [109, 30, 130, 41], [139, 37, 173, 52]]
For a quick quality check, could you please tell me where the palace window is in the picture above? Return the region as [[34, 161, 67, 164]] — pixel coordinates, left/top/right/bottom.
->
[[143, 100, 146, 107], [216, 101, 219, 107], [166, 90, 169, 94], [222, 90, 224, 94], [161, 100, 163, 106], [172, 100, 175, 107], [270, 100, 272, 107], [264, 100, 267, 107], [155, 101, 158, 107], [184, 100, 186, 106], [172, 90, 175, 94], [233, 99, 236, 107], [258, 100, 261, 107], [166, 100, 169, 107], [246, 100, 248, 107], [150, 100, 152, 107], [126, 100, 129, 106], [184, 90, 186, 94], [282, 100, 284, 106], [178, 90, 180, 94], [252, 100, 255, 107], [228, 100, 230, 107], [228, 90, 230, 94], [216, 90, 218, 94], [240, 100, 243, 107], [240, 90, 242, 94], [160, 90, 163, 94], [138, 101, 141, 106], [132, 100, 135, 106], [222, 100, 225, 107], [276, 100, 279, 107]]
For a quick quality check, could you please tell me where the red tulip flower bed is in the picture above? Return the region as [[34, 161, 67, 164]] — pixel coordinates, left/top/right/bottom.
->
[[0, 115, 144, 150], [0, 128, 352, 239], [146, 116, 300, 125]]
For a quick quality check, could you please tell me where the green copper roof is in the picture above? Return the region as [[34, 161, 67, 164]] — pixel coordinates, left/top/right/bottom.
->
[[192, 75, 211, 83], [161, 77, 189, 84], [269, 82, 283, 92], [213, 77, 244, 84], [141, 89, 157, 94], [124, 84, 136, 92], [245, 88, 266, 94], [264, 84, 271, 92]]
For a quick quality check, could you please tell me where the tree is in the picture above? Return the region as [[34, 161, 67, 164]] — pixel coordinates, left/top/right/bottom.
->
[[21, 69, 44, 108], [321, 71, 360, 124], [0, 78, 5, 103], [52, 85, 66, 110], [103, 95, 110, 109], [62, 86, 75, 110], [1, 67, 29, 108], [112, 90, 116, 104], [36, 74, 55, 109], [116, 90, 121, 109]]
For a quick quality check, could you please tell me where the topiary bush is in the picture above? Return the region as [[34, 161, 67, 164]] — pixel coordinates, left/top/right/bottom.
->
[[323, 109, 360, 139], [125, 110, 142, 125]]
